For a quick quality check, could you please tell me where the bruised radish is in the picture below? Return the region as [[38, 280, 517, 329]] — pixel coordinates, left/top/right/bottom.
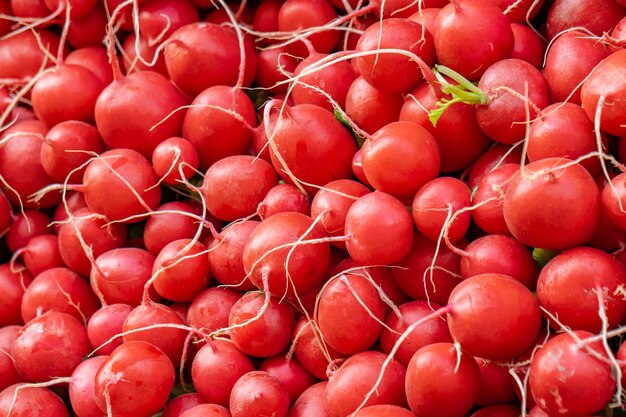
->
[[87, 303, 133, 355], [230, 371, 290, 417], [0, 264, 32, 326], [94, 341, 175, 417]]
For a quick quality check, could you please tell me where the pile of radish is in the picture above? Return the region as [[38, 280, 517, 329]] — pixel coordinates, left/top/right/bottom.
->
[[1, 0, 626, 415]]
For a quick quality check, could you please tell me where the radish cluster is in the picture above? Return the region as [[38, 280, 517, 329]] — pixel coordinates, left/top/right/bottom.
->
[[2, 0, 626, 416]]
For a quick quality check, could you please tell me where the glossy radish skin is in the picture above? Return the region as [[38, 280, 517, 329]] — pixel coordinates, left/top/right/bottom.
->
[[293, 318, 344, 380], [471, 163, 519, 236], [5, 210, 51, 253], [151, 137, 199, 186], [65, 47, 114, 85], [230, 371, 290, 417], [0, 30, 62, 80], [277, 0, 340, 55], [153, 239, 210, 302], [180, 404, 232, 417], [143, 201, 200, 255], [138, 0, 199, 42], [187, 287, 241, 334], [406, 343, 480, 417], [475, 358, 517, 405], [12, 311, 91, 382], [87, 303, 133, 355], [325, 351, 407, 417], [0, 264, 32, 326], [255, 46, 300, 93], [0, 384, 69, 417], [0, 326, 23, 391], [261, 356, 317, 404], [503, 158, 601, 250], [434, 0, 514, 80], [467, 144, 523, 189], [289, 382, 331, 417], [345, 76, 404, 134], [121, 33, 169, 77], [537, 247, 626, 332], [510, 23, 544, 69], [69, 356, 108, 417], [257, 183, 311, 220], [162, 394, 205, 417], [66, 4, 108, 49], [529, 331, 616, 417], [94, 341, 175, 417], [356, 18, 436, 94], [17, 234, 64, 276], [546, 0, 626, 40]]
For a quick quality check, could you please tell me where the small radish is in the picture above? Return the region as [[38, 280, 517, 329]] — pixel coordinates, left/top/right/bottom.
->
[[510, 23, 544, 69], [153, 239, 210, 302], [65, 47, 113, 85], [475, 358, 516, 405], [66, 4, 107, 49], [187, 287, 242, 334], [151, 137, 200, 186], [180, 404, 232, 417], [68, 356, 108, 417], [162, 393, 205, 417], [0, 384, 69, 417], [467, 143, 523, 189], [120, 33, 169, 77], [277, 0, 340, 55], [11, 234, 64, 276], [138, 0, 199, 42], [5, 210, 51, 253], [292, 317, 344, 380], [87, 303, 133, 355], [353, 405, 416, 417], [230, 371, 290, 417], [0, 326, 23, 391], [257, 183, 311, 220], [143, 201, 201, 255], [260, 355, 317, 404], [289, 382, 331, 417], [345, 76, 404, 134], [471, 163, 519, 236], [546, 0, 626, 40], [0, 264, 32, 326]]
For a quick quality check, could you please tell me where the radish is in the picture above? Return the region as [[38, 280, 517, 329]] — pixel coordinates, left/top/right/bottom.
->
[[537, 246, 626, 332], [0, 384, 69, 417], [510, 23, 544, 69], [371, 0, 448, 18], [260, 355, 317, 404], [257, 183, 311, 219], [68, 356, 107, 417], [138, 0, 199, 42], [162, 393, 205, 417], [65, 47, 113, 85], [202, 154, 278, 221], [408, 8, 442, 35], [529, 331, 616, 417], [546, 0, 626, 40], [345, 76, 404, 135], [87, 303, 133, 355], [601, 172, 626, 232], [120, 33, 169, 77], [256, 46, 300, 93], [353, 405, 416, 417], [187, 287, 242, 334], [94, 340, 175, 417], [503, 158, 601, 250], [469, 405, 519, 417], [66, 4, 107, 49], [0, 189, 10, 235], [5, 210, 51, 252], [21, 266, 100, 323], [12, 311, 91, 382], [292, 317, 344, 380], [344, 191, 414, 265], [11, 234, 64, 276], [325, 350, 407, 417], [143, 201, 201, 255], [0, 326, 23, 391], [467, 143, 523, 189], [471, 163, 519, 236], [151, 137, 199, 186], [289, 382, 331, 417], [0, 263, 32, 326], [490, 0, 543, 22], [317, 273, 385, 355], [180, 404, 232, 417], [0, 30, 62, 81], [475, 358, 516, 405], [253, 0, 282, 43], [277, 0, 339, 55], [43, 0, 97, 18], [191, 339, 255, 406], [405, 343, 480, 417], [230, 371, 290, 417]]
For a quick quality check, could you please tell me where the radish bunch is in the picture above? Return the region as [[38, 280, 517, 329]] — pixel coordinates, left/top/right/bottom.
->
[[1, 0, 626, 416]]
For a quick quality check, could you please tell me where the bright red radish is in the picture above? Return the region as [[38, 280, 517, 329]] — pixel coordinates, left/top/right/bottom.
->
[[138, 0, 199, 42], [180, 404, 231, 417], [191, 339, 254, 406], [529, 331, 616, 417], [153, 239, 210, 302], [255, 47, 300, 93], [318, 273, 385, 355], [12, 234, 64, 276], [187, 287, 242, 333], [467, 143, 523, 189], [289, 382, 331, 417], [66, 4, 107, 49], [405, 343, 480, 417], [162, 393, 205, 417], [257, 183, 311, 219], [143, 201, 201, 255], [12, 311, 91, 382], [207, 220, 258, 290], [0, 326, 22, 391], [5, 210, 51, 252], [503, 158, 601, 250], [121, 33, 169, 77], [345, 76, 404, 134], [293, 317, 344, 380], [69, 356, 108, 417], [94, 341, 175, 417], [260, 355, 317, 404], [0, 30, 62, 80], [87, 303, 133, 355], [471, 163, 519, 236], [0, 384, 69, 417], [546, 0, 626, 40], [230, 371, 290, 417], [0, 190, 10, 234], [151, 137, 199, 186], [353, 405, 416, 417], [510, 23, 544, 69], [325, 350, 407, 417], [65, 47, 113, 85], [371, 0, 448, 18], [475, 358, 517, 405], [470, 405, 519, 417], [356, 18, 436, 94], [0, 264, 32, 326], [345, 192, 414, 265], [601, 172, 626, 232], [277, 0, 340, 55]]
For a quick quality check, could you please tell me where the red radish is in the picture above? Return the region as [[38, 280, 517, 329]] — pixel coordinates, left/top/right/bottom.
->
[[187, 287, 242, 333], [0, 190, 10, 234], [353, 405, 415, 417], [180, 404, 232, 417], [490, 0, 543, 22], [469, 405, 519, 417], [351, 148, 372, 188], [471, 163, 519, 236], [207, 220, 259, 290], [291, 52, 358, 112], [581, 49, 626, 137], [164, 22, 257, 96], [69, 356, 107, 417], [527, 102, 604, 175], [510, 23, 544, 70], [293, 317, 344, 380], [21, 267, 100, 323], [0, 264, 32, 326], [253, 0, 282, 43], [191, 339, 255, 406], [10, 0, 50, 17], [0, 0, 11, 35], [460, 235, 538, 290], [5, 210, 51, 253], [12, 311, 91, 382], [289, 382, 331, 417], [609, 16, 626, 52], [537, 246, 626, 332], [379, 300, 452, 367], [529, 331, 616, 417], [393, 232, 462, 305], [325, 350, 407, 417], [356, 18, 436, 94], [361, 121, 440, 199], [162, 393, 205, 417], [0, 384, 69, 417], [151, 137, 199, 186], [0, 326, 23, 391], [183, 86, 256, 170], [277, 0, 339, 55], [544, 31, 609, 105], [153, 239, 210, 302], [12, 234, 63, 276], [229, 291, 295, 357], [345, 76, 404, 134], [43, 0, 97, 18], [90, 247, 156, 305], [0, 30, 62, 80], [202, 0, 255, 23], [80, 148, 161, 222], [546, 0, 626, 40], [475, 358, 516, 405], [408, 8, 442, 35], [412, 177, 471, 242], [503, 158, 601, 250], [31, 64, 104, 126], [202, 154, 278, 221], [122, 303, 187, 367], [256, 46, 300, 93], [87, 303, 133, 355], [601, 172, 626, 232], [120, 33, 169, 77], [344, 191, 414, 265], [467, 143, 523, 189], [57, 207, 127, 277], [94, 341, 175, 417], [144, 201, 200, 255], [370, 0, 448, 18], [40, 120, 105, 183], [257, 183, 311, 219], [260, 355, 317, 404], [268, 103, 357, 194], [243, 212, 330, 297], [138, 0, 199, 42], [230, 371, 290, 417], [434, 0, 514, 80], [318, 273, 385, 355], [65, 47, 113, 85], [66, 4, 107, 49], [0, 120, 60, 209], [399, 81, 491, 173], [406, 343, 480, 417]]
